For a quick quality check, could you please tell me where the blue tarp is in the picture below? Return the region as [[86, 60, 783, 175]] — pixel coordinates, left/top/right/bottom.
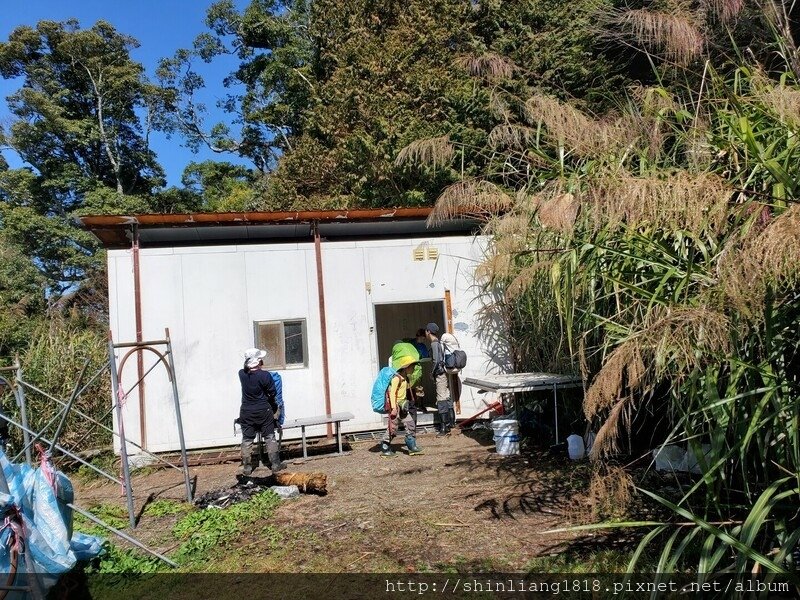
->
[[0, 449, 103, 593]]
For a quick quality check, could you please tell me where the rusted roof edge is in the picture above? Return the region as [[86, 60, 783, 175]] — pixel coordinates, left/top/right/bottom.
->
[[78, 208, 436, 229]]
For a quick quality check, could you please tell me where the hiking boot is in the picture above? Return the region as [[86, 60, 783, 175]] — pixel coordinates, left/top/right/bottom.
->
[[380, 441, 397, 457], [267, 442, 286, 473], [436, 429, 450, 438], [269, 454, 287, 473], [405, 435, 424, 455], [241, 439, 254, 475]]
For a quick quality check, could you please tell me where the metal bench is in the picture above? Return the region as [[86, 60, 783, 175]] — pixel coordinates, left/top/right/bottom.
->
[[280, 411, 354, 459]]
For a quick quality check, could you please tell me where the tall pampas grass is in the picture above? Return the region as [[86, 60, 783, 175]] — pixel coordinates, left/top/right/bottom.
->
[[536, 192, 581, 234], [604, 8, 705, 66], [505, 261, 553, 299], [718, 204, 800, 320], [524, 95, 630, 156], [487, 124, 538, 150], [750, 204, 800, 284], [428, 179, 514, 224], [475, 251, 515, 283], [486, 213, 531, 237], [749, 71, 800, 128], [395, 135, 454, 169], [584, 340, 647, 419], [585, 171, 731, 235], [702, 0, 744, 23], [455, 53, 514, 81], [585, 306, 731, 457]]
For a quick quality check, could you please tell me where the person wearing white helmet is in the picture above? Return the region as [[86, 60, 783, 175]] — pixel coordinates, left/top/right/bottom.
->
[[237, 348, 286, 475]]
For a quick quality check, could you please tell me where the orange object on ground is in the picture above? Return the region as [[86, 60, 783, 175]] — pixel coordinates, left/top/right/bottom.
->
[[457, 400, 503, 429]]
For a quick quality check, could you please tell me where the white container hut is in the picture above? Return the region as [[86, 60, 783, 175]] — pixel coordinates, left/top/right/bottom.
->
[[80, 209, 507, 452]]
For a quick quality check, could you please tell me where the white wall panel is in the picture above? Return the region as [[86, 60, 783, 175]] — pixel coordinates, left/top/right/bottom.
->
[[319, 245, 381, 433], [107, 233, 503, 452]]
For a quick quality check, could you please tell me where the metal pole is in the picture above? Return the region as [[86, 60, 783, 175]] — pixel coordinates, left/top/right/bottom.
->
[[49, 358, 90, 454], [553, 382, 559, 445], [165, 329, 193, 502], [0, 412, 124, 486], [131, 224, 148, 450], [313, 223, 334, 438], [18, 380, 182, 472], [0, 375, 12, 454], [0, 459, 9, 495], [21, 541, 44, 600], [109, 335, 137, 530], [112, 339, 170, 349], [13, 404, 68, 462], [15, 359, 33, 465], [68, 503, 177, 568], [70, 363, 109, 405], [116, 359, 162, 400]]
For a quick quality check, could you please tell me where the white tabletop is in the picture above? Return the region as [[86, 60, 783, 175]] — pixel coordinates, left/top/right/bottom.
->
[[462, 372, 582, 393]]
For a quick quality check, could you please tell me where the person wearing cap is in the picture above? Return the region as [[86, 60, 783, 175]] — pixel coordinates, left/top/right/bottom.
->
[[425, 322, 453, 436], [411, 328, 430, 359], [380, 356, 424, 457], [238, 348, 286, 475]]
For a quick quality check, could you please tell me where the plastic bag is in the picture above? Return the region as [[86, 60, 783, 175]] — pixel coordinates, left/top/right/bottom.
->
[[0, 449, 103, 595], [71, 531, 105, 561]]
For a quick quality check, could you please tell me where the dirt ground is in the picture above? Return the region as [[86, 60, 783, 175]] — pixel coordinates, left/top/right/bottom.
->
[[74, 427, 593, 572]]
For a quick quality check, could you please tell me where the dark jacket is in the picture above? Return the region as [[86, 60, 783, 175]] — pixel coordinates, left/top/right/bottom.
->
[[430, 338, 445, 378], [238, 368, 277, 423]]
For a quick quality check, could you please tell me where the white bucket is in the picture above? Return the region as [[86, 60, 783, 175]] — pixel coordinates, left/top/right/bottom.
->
[[490, 419, 520, 456]]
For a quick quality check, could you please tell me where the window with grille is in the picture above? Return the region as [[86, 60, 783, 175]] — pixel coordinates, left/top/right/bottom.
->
[[253, 319, 308, 369]]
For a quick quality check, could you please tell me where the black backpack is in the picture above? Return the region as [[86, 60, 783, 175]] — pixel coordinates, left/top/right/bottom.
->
[[442, 337, 467, 372]]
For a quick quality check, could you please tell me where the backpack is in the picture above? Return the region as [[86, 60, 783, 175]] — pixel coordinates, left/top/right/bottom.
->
[[390, 341, 421, 387], [441, 334, 467, 373], [270, 371, 284, 425], [371, 366, 397, 413]]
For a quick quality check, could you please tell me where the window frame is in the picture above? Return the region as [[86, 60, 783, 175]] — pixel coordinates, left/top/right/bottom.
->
[[253, 318, 309, 370]]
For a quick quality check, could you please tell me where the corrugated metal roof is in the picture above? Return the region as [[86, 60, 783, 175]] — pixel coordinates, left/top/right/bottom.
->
[[79, 208, 479, 248]]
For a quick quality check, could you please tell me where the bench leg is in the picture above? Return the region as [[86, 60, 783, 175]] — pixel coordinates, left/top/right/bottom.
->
[[301, 425, 307, 459], [336, 421, 342, 454]]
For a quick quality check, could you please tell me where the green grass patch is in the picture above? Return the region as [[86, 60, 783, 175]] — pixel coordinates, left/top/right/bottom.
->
[[171, 490, 281, 563], [142, 498, 193, 518], [74, 503, 129, 535], [525, 548, 652, 573], [73, 452, 118, 483], [85, 490, 283, 599], [90, 543, 162, 575]]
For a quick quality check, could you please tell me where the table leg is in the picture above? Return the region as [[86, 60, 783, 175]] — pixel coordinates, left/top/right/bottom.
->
[[336, 420, 342, 454], [301, 425, 307, 459], [553, 383, 559, 445]]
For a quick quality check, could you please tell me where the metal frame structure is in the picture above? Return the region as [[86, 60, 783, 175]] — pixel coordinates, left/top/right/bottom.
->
[[462, 373, 584, 444], [108, 328, 193, 528], [0, 328, 193, 570], [0, 390, 178, 584]]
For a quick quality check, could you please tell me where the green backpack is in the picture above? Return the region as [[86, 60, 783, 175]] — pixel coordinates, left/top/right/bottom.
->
[[390, 342, 421, 387]]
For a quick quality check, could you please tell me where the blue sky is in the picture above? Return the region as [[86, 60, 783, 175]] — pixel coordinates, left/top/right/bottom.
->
[[0, 0, 251, 186]]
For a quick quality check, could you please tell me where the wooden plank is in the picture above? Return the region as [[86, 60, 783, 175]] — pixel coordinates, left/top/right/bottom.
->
[[444, 289, 453, 334]]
